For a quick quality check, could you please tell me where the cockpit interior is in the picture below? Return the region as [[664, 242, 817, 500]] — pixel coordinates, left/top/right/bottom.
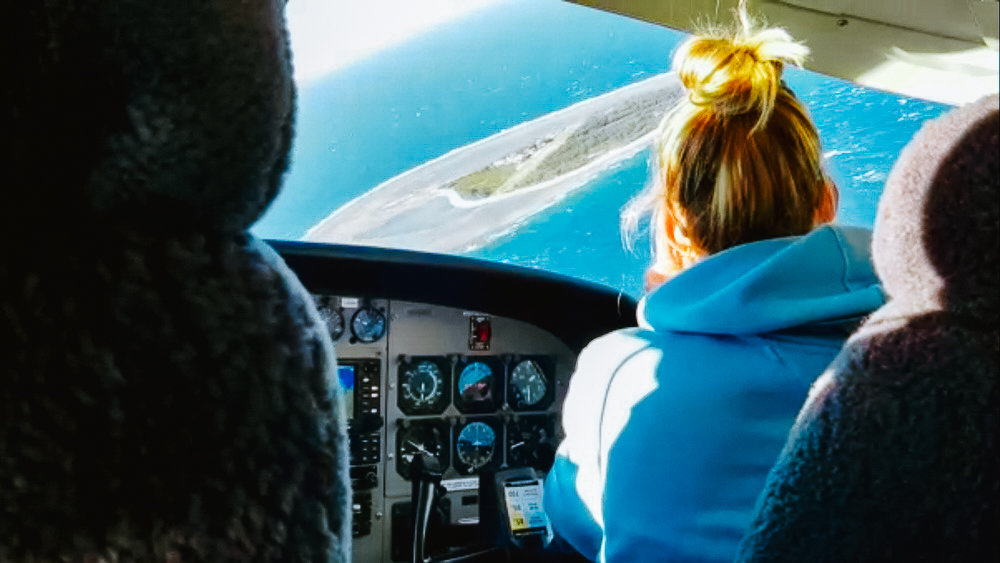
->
[[264, 2, 997, 561], [4, 0, 996, 562], [273, 241, 635, 562], [273, 0, 996, 562]]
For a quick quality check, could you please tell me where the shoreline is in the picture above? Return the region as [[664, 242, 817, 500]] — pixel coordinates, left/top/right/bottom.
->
[[304, 71, 683, 253]]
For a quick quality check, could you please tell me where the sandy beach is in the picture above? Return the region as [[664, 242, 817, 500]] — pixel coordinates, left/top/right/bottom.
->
[[305, 71, 683, 253]]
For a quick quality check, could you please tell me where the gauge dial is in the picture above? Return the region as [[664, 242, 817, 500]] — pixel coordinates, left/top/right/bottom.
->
[[351, 306, 386, 343], [454, 358, 502, 413], [397, 423, 449, 480], [458, 362, 493, 402], [403, 361, 443, 405], [510, 360, 548, 409], [507, 416, 556, 470], [316, 304, 345, 341], [456, 421, 497, 473], [398, 358, 449, 415]]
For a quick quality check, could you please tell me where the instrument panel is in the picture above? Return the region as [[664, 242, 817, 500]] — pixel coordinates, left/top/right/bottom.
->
[[311, 294, 575, 563], [394, 355, 556, 477]]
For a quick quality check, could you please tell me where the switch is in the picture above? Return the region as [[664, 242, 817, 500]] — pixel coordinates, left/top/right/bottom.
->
[[469, 316, 491, 351]]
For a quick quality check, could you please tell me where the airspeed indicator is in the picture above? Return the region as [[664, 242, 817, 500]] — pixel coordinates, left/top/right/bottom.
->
[[398, 357, 451, 415], [403, 361, 443, 405]]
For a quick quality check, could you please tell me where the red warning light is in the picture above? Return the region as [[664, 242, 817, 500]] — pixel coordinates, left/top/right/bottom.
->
[[469, 316, 492, 351]]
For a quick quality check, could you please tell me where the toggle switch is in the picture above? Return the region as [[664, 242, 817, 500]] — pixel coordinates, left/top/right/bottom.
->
[[469, 316, 492, 351]]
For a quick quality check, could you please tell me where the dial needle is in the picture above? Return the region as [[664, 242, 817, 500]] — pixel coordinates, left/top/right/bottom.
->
[[408, 440, 432, 455]]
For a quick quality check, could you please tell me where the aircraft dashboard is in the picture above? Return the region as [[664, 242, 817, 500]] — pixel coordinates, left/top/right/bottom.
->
[[315, 295, 574, 560], [271, 240, 637, 562]]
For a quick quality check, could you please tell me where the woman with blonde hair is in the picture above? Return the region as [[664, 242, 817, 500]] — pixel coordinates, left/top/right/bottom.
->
[[543, 10, 885, 563]]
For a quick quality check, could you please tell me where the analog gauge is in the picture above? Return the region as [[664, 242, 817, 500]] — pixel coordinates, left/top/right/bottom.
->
[[403, 361, 443, 406], [455, 358, 502, 413], [397, 423, 449, 480], [456, 421, 497, 474], [351, 306, 386, 343], [458, 362, 493, 403], [510, 360, 549, 409], [316, 304, 345, 341], [398, 359, 449, 415], [507, 416, 556, 470]]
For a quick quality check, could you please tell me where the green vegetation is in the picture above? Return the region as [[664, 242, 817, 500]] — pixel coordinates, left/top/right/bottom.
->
[[448, 86, 681, 200], [512, 89, 674, 188], [450, 134, 558, 199], [451, 163, 519, 199]]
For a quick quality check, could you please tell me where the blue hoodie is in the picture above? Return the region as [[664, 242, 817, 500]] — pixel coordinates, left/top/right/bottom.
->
[[543, 225, 885, 563]]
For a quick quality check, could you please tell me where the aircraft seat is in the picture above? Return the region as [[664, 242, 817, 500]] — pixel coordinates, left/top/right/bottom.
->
[[736, 94, 999, 562], [1, 0, 350, 561]]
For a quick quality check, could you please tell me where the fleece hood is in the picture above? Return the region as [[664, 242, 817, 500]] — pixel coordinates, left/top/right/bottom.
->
[[640, 225, 884, 335]]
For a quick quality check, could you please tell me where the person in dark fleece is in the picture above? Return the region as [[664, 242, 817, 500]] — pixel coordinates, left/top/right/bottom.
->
[[737, 94, 999, 562], [1, 1, 350, 561]]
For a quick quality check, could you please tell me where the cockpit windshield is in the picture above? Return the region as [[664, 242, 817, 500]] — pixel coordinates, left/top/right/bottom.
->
[[251, 0, 948, 298]]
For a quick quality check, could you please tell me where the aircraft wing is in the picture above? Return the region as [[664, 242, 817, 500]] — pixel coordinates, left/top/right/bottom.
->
[[567, 0, 999, 106]]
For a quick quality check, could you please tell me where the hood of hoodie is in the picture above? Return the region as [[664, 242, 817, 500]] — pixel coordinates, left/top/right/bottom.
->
[[640, 225, 885, 335]]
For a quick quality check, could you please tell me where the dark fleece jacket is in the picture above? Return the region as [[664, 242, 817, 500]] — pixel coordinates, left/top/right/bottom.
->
[[1, 1, 350, 562], [736, 95, 1000, 562]]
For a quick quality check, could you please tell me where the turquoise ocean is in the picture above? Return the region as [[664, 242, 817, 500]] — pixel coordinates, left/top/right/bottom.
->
[[252, 0, 948, 298]]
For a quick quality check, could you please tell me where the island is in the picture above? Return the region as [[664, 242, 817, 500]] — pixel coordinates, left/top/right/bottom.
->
[[305, 72, 684, 254]]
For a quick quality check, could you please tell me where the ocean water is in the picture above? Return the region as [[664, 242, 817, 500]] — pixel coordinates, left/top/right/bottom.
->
[[253, 0, 949, 298], [470, 72, 950, 297]]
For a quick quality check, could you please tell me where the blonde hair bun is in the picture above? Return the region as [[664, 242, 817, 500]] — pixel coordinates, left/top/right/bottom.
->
[[674, 18, 808, 128], [623, 4, 833, 283]]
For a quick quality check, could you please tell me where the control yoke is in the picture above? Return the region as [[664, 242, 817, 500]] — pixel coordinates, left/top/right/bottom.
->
[[410, 454, 503, 563]]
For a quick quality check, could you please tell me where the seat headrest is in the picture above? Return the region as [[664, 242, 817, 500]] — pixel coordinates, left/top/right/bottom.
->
[[3, 0, 294, 236], [872, 94, 999, 325]]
